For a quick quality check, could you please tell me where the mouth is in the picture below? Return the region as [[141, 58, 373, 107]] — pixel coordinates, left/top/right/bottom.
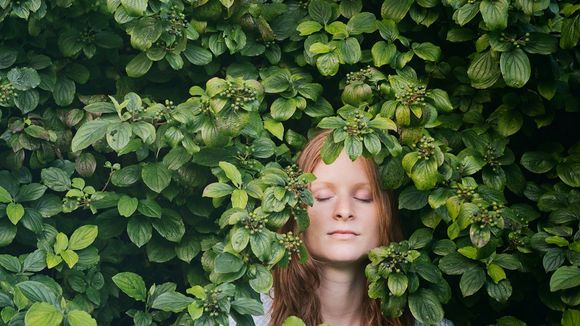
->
[[328, 230, 359, 238]]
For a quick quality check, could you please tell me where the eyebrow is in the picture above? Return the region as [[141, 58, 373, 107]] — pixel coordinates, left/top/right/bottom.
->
[[310, 181, 372, 189]]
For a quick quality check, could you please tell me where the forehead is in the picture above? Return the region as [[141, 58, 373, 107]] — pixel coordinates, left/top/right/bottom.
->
[[310, 151, 371, 185]]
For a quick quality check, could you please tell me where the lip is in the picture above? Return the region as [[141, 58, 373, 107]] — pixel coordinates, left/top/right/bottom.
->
[[327, 230, 359, 236]]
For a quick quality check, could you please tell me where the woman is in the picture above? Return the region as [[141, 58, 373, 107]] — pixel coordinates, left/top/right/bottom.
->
[[235, 129, 451, 325], [270, 129, 407, 326]]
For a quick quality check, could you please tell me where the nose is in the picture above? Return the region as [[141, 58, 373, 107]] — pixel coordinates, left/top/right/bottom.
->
[[333, 196, 354, 221]]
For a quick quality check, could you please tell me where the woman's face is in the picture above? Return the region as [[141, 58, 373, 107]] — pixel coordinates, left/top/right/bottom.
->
[[303, 150, 381, 265]]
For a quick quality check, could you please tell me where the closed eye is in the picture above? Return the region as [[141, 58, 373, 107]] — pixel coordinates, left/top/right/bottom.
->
[[356, 197, 373, 203], [315, 197, 331, 202]]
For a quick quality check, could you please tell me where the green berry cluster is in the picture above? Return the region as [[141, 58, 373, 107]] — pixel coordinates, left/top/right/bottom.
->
[[413, 136, 436, 160], [163, 6, 188, 37], [483, 145, 500, 172], [79, 27, 96, 44], [221, 81, 257, 110], [342, 112, 368, 140], [279, 231, 302, 260], [202, 288, 223, 317], [499, 32, 530, 48], [346, 65, 372, 84], [264, 41, 276, 48], [472, 202, 504, 228], [284, 164, 307, 193], [379, 244, 413, 274], [396, 84, 426, 106], [243, 211, 267, 234], [0, 81, 17, 104], [454, 184, 478, 201], [299, 0, 310, 9], [164, 99, 176, 110]]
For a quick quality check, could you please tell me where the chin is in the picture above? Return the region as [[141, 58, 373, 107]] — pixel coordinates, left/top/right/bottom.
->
[[314, 250, 370, 264]]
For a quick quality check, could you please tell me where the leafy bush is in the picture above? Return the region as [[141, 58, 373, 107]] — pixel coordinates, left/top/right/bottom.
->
[[0, 0, 579, 325]]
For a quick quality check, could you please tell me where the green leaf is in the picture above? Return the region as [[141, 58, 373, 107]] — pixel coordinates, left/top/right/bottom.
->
[[117, 195, 138, 218], [297, 21, 323, 36], [231, 297, 264, 315], [0, 47, 18, 69], [262, 71, 290, 93], [550, 266, 580, 292], [467, 50, 500, 89], [316, 52, 340, 76], [520, 151, 555, 173], [363, 133, 381, 155], [231, 189, 248, 209], [231, 227, 250, 252], [68, 225, 98, 251], [71, 119, 110, 152], [0, 255, 20, 273], [126, 53, 153, 78], [381, 0, 413, 22], [54, 77, 75, 106], [112, 272, 147, 302], [562, 309, 580, 326], [106, 122, 132, 151], [460, 267, 486, 297], [183, 44, 213, 65], [344, 136, 363, 160], [16, 281, 58, 305], [480, 0, 509, 30], [202, 182, 234, 198], [127, 217, 152, 247], [372, 41, 396, 67], [249, 265, 273, 293], [426, 89, 453, 112], [6, 203, 24, 225], [0, 186, 12, 203], [557, 162, 580, 188], [412, 42, 441, 62], [271, 97, 297, 122], [487, 263, 506, 283], [121, 0, 147, 16], [398, 186, 429, 210], [338, 37, 361, 64], [141, 163, 171, 193], [219, 161, 243, 187], [215, 252, 244, 273], [408, 289, 444, 325], [500, 49, 531, 88], [388, 273, 408, 296], [410, 158, 439, 190], [67, 310, 97, 326], [151, 211, 185, 242], [61, 249, 79, 268], [41, 167, 71, 192], [347, 12, 377, 35], [486, 279, 512, 303], [560, 15, 580, 49], [151, 291, 193, 312], [250, 232, 272, 262], [7, 67, 41, 91], [25, 302, 63, 326], [308, 0, 333, 24], [283, 316, 306, 326]]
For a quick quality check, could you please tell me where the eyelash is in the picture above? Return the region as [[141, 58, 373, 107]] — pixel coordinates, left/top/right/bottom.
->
[[315, 197, 373, 203]]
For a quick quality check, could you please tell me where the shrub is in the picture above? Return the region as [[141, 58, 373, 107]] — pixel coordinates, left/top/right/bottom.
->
[[0, 0, 578, 325]]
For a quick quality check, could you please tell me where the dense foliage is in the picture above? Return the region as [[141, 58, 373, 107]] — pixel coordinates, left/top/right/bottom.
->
[[0, 0, 579, 325]]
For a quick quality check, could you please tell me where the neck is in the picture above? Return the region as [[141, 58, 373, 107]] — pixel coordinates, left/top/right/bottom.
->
[[315, 262, 366, 326]]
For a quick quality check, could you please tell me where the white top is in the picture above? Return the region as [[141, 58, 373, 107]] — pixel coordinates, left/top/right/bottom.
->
[[229, 292, 454, 326]]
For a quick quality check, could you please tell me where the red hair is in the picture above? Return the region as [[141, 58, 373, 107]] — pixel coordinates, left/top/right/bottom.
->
[[269, 129, 410, 326]]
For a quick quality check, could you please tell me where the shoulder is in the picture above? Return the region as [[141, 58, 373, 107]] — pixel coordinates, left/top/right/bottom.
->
[[415, 318, 454, 326]]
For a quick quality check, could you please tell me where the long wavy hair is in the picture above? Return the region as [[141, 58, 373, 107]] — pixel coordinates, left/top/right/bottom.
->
[[269, 129, 411, 326]]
